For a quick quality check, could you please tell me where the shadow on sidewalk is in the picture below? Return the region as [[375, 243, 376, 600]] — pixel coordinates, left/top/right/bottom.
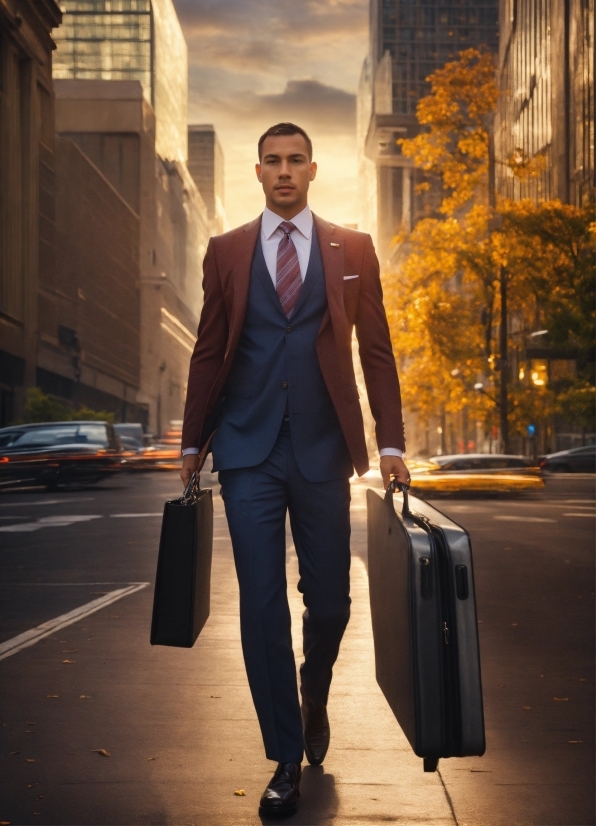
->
[[259, 766, 338, 825]]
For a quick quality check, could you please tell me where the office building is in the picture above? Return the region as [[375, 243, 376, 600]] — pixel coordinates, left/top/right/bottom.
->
[[53, 79, 210, 434], [494, 0, 594, 205], [358, 0, 499, 260], [53, 0, 188, 163], [188, 125, 229, 235], [0, 0, 62, 424]]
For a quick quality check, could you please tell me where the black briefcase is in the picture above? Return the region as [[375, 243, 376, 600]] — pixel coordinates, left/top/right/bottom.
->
[[367, 481, 485, 772], [150, 471, 213, 647]]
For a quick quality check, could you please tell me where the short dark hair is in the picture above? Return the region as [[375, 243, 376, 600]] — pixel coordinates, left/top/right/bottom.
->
[[258, 122, 313, 161]]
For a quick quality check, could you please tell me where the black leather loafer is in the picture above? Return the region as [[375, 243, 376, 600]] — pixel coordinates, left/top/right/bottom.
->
[[258, 761, 301, 817], [301, 700, 330, 766]]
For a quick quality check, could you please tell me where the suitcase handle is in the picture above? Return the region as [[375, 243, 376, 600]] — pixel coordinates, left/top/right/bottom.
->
[[386, 479, 410, 516]]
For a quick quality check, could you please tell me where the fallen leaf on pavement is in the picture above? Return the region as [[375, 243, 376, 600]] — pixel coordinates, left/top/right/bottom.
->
[[511, 623, 518, 627], [26, 784, 38, 789], [25, 759, 36, 762], [10, 751, 19, 755], [62, 659, 75, 664], [522, 706, 532, 710], [569, 740, 583, 743], [1, 820, 11, 824], [234, 790, 245, 796], [91, 749, 111, 757], [554, 697, 569, 701], [46, 695, 59, 699], [79, 695, 91, 699], [147, 757, 156, 761]]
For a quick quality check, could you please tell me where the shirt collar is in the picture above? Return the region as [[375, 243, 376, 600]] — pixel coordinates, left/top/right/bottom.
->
[[262, 205, 313, 241]]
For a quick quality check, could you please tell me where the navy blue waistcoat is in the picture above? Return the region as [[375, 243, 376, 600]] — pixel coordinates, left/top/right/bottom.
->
[[211, 227, 352, 482]]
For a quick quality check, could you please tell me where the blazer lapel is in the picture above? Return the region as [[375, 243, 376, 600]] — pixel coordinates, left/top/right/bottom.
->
[[228, 216, 261, 345], [314, 214, 348, 337]]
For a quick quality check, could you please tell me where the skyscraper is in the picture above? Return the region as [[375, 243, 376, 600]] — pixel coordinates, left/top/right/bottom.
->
[[53, 0, 188, 163], [494, 0, 594, 206], [358, 0, 499, 260], [188, 125, 229, 236]]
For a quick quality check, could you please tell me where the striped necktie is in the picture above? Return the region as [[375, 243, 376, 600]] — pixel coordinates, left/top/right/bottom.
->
[[276, 221, 302, 317]]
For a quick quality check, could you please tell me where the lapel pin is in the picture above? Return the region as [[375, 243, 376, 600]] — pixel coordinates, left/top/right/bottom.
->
[[330, 242, 340, 247]]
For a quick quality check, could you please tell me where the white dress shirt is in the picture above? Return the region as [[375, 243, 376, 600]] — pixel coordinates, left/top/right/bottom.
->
[[182, 204, 402, 459], [261, 205, 313, 284]]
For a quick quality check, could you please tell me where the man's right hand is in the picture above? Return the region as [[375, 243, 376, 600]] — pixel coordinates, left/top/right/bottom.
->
[[180, 453, 200, 488]]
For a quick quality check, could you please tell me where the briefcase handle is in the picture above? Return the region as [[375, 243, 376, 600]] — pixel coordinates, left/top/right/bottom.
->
[[386, 478, 410, 516], [179, 430, 217, 506]]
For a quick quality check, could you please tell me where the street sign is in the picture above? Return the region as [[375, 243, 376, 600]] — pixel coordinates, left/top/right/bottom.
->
[[527, 424, 536, 436]]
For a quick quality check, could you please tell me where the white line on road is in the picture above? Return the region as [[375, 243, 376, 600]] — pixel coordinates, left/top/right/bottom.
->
[[563, 512, 596, 517], [0, 514, 102, 532], [110, 513, 162, 518], [493, 515, 557, 523], [0, 583, 149, 661], [0, 498, 95, 507]]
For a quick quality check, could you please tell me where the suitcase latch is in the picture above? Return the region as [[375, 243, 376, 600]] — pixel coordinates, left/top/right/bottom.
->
[[443, 621, 450, 645]]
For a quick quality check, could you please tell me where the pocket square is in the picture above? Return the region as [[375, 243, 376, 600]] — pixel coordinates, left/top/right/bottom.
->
[[343, 274, 359, 280]]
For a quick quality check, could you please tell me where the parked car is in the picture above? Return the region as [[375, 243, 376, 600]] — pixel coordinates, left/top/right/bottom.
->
[[539, 445, 596, 473], [0, 421, 123, 490], [408, 453, 544, 493]]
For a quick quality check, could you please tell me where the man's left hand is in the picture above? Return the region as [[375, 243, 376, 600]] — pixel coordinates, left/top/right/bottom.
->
[[380, 455, 410, 490]]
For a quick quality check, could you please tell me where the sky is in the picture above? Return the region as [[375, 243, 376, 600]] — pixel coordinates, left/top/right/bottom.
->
[[173, 0, 369, 229]]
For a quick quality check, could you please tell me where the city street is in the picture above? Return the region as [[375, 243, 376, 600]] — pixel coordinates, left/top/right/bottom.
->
[[0, 471, 594, 826]]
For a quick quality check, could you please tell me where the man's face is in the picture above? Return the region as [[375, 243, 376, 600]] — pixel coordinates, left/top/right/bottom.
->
[[256, 133, 317, 216]]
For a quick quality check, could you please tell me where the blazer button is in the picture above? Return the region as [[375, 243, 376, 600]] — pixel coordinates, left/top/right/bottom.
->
[[286, 326, 292, 333], [281, 381, 288, 389]]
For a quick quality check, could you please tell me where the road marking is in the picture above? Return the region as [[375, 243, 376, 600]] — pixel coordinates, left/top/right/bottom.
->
[[561, 499, 596, 504], [110, 513, 162, 518], [493, 515, 557, 523], [0, 498, 95, 507], [563, 512, 596, 517], [0, 583, 149, 661], [0, 515, 102, 532]]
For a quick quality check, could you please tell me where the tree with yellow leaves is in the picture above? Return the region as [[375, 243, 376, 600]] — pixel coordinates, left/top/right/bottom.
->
[[386, 49, 595, 453]]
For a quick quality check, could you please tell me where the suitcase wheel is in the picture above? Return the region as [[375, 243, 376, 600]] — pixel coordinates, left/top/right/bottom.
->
[[423, 757, 439, 772]]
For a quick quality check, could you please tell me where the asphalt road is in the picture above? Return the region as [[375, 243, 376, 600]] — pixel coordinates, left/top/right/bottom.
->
[[0, 470, 594, 825]]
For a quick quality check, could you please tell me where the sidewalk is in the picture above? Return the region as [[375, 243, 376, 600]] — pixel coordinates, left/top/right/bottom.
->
[[0, 481, 456, 826]]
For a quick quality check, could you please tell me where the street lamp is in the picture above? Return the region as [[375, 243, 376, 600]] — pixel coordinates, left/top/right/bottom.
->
[[474, 382, 497, 404]]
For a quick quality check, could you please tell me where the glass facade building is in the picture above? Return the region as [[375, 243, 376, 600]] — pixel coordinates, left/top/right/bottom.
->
[[359, 0, 499, 260], [53, 0, 151, 88], [53, 0, 187, 162], [377, 0, 499, 114], [495, 0, 594, 205]]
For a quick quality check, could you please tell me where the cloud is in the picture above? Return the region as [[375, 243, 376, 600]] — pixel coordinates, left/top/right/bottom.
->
[[204, 80, 355, 134], [174, 0, 366, 228]]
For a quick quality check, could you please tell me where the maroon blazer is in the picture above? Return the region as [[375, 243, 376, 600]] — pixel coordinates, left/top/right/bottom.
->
[[181, 213, 405, 476]]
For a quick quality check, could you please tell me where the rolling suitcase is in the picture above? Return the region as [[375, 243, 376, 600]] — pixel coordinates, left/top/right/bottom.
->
[[367, 481, 485, 772]]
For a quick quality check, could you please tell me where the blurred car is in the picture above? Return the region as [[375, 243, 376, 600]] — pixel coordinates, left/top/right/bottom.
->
[[114, 423, 145, 446], [121, 443, 182, 472], [0, 421, 123, 490], [408, 453, 544, 493], [539, 445, 596, 473]]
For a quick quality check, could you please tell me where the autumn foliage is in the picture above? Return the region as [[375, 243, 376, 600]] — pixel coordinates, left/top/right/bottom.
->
[[385, 49, 595, 450]]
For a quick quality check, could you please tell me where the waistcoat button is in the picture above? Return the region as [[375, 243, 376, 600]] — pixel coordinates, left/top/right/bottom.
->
[[281, 381, 288, 389]]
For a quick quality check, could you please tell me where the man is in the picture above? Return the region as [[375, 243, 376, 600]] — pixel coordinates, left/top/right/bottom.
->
[[181, 122, 408, 817]]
